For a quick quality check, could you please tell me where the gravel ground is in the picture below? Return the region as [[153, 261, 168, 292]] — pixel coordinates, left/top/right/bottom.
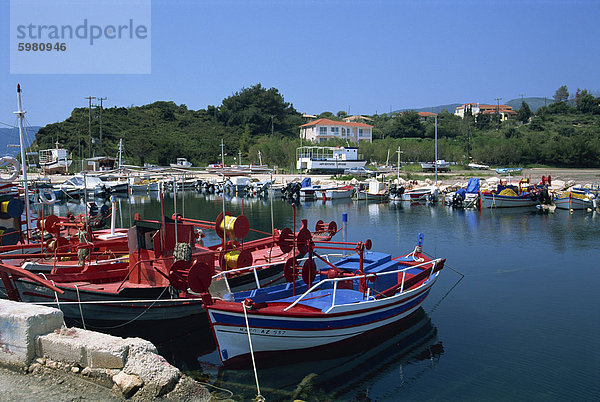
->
[[0, 365, 123, 401], [0, 365, 211, 401]]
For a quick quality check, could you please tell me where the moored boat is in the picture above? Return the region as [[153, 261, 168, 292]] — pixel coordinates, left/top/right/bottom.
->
[[0, 211, 338, 328], [322, 185, 355, 200], [480, 178, 548, 208], [203, 234, 445, 367], [554, 188, 598, 210]]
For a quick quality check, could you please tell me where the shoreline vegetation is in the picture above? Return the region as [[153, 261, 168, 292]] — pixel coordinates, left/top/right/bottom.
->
[[29, 84, 600, 171]]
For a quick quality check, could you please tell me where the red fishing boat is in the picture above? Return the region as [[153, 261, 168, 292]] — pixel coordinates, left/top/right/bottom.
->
[[0, 209, 338, 329]]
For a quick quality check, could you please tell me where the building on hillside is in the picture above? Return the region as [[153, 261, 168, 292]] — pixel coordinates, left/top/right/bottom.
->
[[454, 103, 516, 121], [299, 118, 373, 143], [302, 113, 317, 122], [417, 111, 437, 120], [344, 115, 374, 123]]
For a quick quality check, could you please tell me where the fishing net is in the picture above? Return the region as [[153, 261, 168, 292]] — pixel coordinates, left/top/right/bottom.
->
[[564, 191, 589, 200], [498, 188, 518, 197]]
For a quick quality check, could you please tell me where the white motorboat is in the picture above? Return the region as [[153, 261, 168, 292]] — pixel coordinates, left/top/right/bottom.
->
[[54, 175, 106, 198]]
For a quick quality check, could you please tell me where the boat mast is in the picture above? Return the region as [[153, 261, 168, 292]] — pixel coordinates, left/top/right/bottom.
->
[[434, 115, 438, 185], [118, 138, 123, 170], [14, 84, 31, 239]]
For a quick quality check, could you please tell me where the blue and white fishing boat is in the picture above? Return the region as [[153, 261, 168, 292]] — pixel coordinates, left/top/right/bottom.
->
[[554, 188, 598, 210], [495, 167, 523, 174], [203, 235, 445, 367]]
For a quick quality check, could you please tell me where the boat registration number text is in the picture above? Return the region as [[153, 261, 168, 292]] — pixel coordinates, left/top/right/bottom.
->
[[239, 328, 287, 336]]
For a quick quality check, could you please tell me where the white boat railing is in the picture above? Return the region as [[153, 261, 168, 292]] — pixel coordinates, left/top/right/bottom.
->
[[208, 253, 346, 294], [283, 258, 442, 312]]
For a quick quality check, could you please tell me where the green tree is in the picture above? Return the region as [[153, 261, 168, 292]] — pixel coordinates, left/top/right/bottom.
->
[[217, 83, 301, 138], [475, 113, 492, 130], [553, 85, 569, 102], [317, 111, 340, 120], [575, 89, 600, 114], [391, 111, 425, 138], [517, 101, 532, 123]]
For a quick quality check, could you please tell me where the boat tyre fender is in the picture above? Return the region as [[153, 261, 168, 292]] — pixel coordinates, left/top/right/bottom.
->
[[38, 189, 57, 205], [0, 156, 21, 182]]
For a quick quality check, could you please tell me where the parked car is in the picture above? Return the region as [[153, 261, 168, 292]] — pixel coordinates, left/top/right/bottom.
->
[[344, 166, 375, 177]]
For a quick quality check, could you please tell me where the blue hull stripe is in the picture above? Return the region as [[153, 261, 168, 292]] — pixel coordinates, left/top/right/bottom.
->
[[211, 290, 430, 330]]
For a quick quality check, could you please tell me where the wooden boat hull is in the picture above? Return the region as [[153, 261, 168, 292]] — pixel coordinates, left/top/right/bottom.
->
[[355, 190, 388, 201], [480, 193, 538, 208], [16, 279, 204, 321], [322, 187, 354, 200], [554, 196, 596, 210], [207, 273, 439, 367]]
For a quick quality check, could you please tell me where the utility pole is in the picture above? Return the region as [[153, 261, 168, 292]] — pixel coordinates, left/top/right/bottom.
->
[[466, 120, 471, 162], [85, 96, 96, 158], [434, 116, 438, 185], [77, 129, 81, 171], [97, 97, 107, 156], [519, 93, 525, 103], [495, 97, 502, 130]]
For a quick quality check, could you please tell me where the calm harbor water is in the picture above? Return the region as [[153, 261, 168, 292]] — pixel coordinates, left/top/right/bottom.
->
[[45, 192, 600, 400]]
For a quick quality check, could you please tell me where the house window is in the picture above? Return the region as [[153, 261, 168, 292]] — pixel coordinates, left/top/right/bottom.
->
[[331, 127, 339, 135], [359, 129, 363, 135], [319, 127, 327, 135]]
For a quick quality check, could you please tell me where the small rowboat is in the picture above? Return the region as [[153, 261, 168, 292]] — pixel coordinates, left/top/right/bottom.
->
[[202, 234, 445, 367]]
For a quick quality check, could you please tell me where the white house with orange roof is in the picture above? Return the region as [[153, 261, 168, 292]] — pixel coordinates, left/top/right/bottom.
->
[[299, 118, 373, 143], [455, 103, 516, 121]]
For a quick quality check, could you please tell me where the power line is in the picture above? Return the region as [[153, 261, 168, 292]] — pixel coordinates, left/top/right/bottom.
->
[[97, 97, 107, 156], [495, 97, 502, 130], [84, 96, 96, 158]]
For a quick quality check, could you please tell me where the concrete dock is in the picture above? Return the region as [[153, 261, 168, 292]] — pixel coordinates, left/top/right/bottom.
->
[[0, 299, 210, 400]]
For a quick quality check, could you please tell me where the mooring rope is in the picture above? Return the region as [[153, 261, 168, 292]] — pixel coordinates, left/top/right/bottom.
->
[[40, 273, 66, 328], [196, 382, 234, 400], [242, 301, 264, 402], [74, 284, 86, 330]]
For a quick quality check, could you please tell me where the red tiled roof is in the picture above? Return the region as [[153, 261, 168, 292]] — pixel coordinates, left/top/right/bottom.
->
[[418, 112, 437, 117], [481, 109, 517, 114], [479, 104, 512, 110], [299, 118, 373, 128]]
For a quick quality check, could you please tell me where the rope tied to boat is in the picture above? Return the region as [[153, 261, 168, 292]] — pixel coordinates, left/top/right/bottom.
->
[[40, 273, 67, 328], [74, 284, 86, 330], [242, 300, 264, 402]]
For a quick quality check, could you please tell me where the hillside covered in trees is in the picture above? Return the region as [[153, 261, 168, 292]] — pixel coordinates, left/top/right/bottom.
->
[[34, 84, 600, 170]]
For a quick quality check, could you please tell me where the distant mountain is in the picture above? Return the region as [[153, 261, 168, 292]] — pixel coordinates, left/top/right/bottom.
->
[[0, 126, 40, 156], [394, 103, 462, 115], [505, 97, 548, 112], [392, 97, 549, 115]]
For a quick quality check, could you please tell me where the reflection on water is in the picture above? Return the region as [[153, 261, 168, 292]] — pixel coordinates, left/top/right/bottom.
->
[[37, 191, 600, 400], [181, 308, 442, 401]]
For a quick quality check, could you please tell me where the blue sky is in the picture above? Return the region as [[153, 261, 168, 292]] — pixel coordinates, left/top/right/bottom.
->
[[1, 0, 600, 127]]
